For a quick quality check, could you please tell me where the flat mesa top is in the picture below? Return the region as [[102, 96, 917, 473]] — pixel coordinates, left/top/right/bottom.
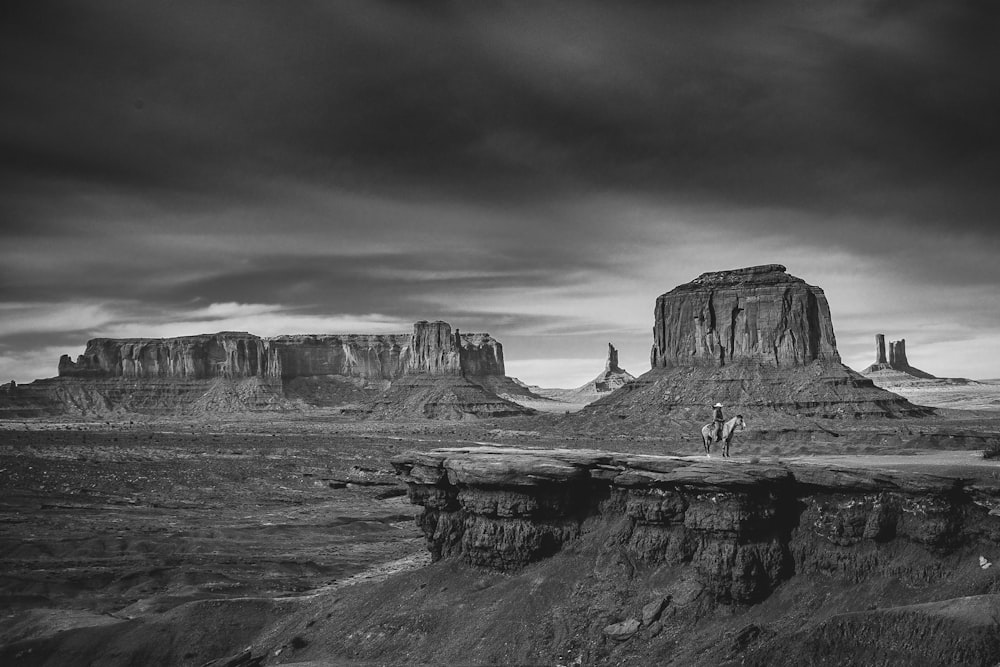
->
[[668, 264, 812, 293]]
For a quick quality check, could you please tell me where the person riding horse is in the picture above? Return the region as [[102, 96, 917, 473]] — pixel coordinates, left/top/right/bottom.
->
[[712, 402, 725, 442]]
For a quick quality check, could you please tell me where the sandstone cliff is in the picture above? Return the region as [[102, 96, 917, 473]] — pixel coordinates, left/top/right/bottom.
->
[[58, 332, 268, 379], [56, 321, 503, 383], [388, 446, 1000, 665], [266, 334, 411, 380], [585, 265, 928, 420], [6, 321, 525, 418], [652, 264, 839, 369]]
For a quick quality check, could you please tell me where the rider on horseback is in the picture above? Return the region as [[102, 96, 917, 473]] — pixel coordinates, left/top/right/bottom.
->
[[712, 402, 724, 442]]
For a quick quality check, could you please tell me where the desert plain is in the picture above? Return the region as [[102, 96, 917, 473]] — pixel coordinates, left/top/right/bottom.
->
[[2, 399, 1000, 665]]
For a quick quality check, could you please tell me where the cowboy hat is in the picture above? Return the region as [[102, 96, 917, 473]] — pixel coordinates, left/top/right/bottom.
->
[[713, 402, 723, 407]]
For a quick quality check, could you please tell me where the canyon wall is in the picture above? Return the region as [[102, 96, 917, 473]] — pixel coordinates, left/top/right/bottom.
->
[[651, 264, 839, 369]]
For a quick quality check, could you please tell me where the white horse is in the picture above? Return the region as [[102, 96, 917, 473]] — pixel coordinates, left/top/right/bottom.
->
[[700, 415, 745, 457]]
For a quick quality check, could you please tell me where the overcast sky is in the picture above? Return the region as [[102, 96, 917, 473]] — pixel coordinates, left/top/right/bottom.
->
[[2, 0, 999, 387]]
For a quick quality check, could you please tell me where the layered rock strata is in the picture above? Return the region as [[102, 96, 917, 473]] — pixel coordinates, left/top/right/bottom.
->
[[58, 332, 268, 379], [56, 321, 503, 382], [394, 447, 1000, 606], [586, 265, 928, 418], [651, 264, 839, 369], [7, 321, 524, 417]]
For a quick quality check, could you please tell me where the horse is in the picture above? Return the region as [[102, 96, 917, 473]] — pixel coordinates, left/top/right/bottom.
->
[[700, 415, 745, 457]]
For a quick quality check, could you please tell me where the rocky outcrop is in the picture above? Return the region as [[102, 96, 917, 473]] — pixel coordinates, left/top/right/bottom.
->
[[8, 321, 522, 417], [651, 265, 839, 369], [58, 333, 268, 379], [457, 331, 505, 377], [57, 322, 503, 383], [265, 334, 411, 380], [592, 343, 635, 393], [584, 266, 928, 419], [394, 446, 1000, 606], [408, 320, 462, 376], [864, 334, 936, 379]]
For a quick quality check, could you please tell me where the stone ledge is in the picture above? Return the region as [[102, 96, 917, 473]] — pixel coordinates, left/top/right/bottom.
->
[[392, 447, 1000, 603], [392, 447, 972, 494]]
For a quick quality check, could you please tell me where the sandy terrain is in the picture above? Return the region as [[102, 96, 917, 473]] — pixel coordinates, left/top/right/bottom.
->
[[878, 380, 1000, 411], [0, 425, 426, 617]]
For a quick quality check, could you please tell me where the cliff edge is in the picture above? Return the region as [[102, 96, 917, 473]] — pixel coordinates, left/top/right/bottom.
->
[[383, 446, 1000, 665]]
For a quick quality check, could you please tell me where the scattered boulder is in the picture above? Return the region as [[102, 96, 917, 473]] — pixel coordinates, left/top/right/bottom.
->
[[603, 618, 640, 641], [641, 597, 670, 626]]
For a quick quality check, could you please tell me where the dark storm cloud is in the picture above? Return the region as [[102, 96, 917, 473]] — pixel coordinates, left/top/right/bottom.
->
[[4, 0, 999, 226]]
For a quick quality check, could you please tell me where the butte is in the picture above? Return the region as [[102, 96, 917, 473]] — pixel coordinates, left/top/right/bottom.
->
[[579, 264, 930, 430]]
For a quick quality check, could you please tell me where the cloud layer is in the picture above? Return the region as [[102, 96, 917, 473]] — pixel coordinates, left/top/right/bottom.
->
[[2, 1, 998, 385]]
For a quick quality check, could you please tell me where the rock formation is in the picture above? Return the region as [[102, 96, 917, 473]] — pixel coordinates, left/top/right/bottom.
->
[[651, 264, 839, 368], [58, 332, 269, 379], [863, 334, 936, 379], [56, 321, 504, 383], [388, 446, 1000, 663], [584, 265, 928, 420], [3, 321, 527, 418], [593, 343, 636, 393], [395, 446, 999, 588]]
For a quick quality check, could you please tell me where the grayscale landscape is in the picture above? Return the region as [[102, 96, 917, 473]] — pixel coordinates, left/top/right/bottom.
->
[[2, 2, 999, 666]]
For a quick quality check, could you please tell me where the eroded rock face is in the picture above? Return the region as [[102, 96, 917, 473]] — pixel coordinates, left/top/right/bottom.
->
[[585, 266, 927, 418], [394, 447, 1000, 605], [20, 320, 520, 417], [458, 331, 505, 377], [58, 333, 268, 379], [651, 265, 840, 369], [863, 334, 936, 379], [57, 321, 505, 382], [593, 343, 635, 393], [266, 334, 411, 380]]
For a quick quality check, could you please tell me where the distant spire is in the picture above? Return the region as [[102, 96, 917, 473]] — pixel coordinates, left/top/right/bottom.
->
[[605, 343, 621, 372]]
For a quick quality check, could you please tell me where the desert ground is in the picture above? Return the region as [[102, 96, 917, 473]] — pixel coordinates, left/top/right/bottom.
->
[[2, 399, 999, 665]]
